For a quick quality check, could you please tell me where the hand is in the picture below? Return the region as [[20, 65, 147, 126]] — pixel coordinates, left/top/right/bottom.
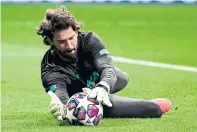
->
[[82, 87, 113, 107], [48, 91, 67, 121]]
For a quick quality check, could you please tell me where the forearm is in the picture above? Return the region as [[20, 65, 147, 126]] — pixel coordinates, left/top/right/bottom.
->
[[94, 55, 117, 91]]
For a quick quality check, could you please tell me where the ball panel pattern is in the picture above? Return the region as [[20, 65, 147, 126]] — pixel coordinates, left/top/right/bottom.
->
[[73, 106, 86, 120]]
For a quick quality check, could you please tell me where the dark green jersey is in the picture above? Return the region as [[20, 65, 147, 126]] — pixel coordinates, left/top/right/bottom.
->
[[41, 31, 117, 97]]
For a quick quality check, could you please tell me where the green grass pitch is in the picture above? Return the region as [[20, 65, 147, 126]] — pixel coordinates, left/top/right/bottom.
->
[[1, 4, 197, 132]]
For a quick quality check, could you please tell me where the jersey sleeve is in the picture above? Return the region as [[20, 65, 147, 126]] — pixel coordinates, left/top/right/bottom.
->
[[41, 70, 68, 93], [85, 33, 110, 60], [41, 65, 70, 104], [85, 33, 117, 90], [41, 50, 68, 93]]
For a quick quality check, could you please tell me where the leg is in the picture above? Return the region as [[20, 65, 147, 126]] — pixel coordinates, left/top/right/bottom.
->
[[103, 95, 162, 118], [110, 68, 129, 94]]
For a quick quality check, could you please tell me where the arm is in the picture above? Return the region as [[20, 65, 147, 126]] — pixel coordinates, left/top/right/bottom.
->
[[42, 70, 70, 104], [84, 33, 117, 107], [93, 55, 117, 92], [86, 33, 117, 92], [41, 65, 69, 121]]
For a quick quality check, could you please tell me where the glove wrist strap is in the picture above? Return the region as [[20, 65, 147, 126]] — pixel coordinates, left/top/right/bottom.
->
[[96, 81, 110, 93]]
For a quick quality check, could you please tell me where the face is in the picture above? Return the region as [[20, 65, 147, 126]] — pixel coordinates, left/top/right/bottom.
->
[[51, 26, 78, 60]]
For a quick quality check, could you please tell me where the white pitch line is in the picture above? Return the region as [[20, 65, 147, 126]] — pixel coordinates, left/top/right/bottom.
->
[[2, 52, 197, 73], [113, 56, 197, 73]]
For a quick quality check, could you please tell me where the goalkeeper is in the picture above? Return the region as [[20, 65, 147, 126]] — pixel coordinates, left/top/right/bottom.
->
[[36, 6, 172, 122]]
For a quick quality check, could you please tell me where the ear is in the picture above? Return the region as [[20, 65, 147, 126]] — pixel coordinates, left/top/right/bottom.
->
[[47, 37, 53, 45]]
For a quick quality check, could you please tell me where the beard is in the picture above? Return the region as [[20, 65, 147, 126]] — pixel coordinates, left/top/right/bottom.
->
[[54, 48, 77, 61], [62, 49, 77, 59]]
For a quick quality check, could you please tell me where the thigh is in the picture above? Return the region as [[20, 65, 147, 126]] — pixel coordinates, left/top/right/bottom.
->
[[103, 95, 162, 118], [110, 68, 129, 94]]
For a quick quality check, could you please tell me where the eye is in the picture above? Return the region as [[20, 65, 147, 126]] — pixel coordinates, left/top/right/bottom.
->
[[69, 36, 74, 40], [58, 41, 64, 44], [69, 34, 75, 40]]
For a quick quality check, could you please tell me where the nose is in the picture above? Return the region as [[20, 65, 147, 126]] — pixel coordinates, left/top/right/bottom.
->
[[66, 40, 74, 50]]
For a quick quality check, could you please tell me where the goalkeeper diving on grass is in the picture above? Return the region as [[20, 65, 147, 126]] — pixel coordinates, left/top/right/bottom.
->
[[36, 6, 172, 124]]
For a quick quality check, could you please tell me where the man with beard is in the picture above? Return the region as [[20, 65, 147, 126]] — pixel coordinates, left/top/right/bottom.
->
[[36, 6, 172, 123]]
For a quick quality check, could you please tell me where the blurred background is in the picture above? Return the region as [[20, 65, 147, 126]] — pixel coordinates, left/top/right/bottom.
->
[[1, 0, 197, 132]]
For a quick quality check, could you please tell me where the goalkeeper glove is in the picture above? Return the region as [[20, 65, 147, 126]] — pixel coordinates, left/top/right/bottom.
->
[[48, 91, 67, 121], [83, 81, 113, 107]]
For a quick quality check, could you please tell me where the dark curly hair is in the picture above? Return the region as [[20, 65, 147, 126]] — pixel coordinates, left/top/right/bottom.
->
[[36, 6, 82, 45]]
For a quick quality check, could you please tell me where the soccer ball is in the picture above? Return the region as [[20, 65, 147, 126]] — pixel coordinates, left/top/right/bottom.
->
[[66, 92, 103, 126]]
